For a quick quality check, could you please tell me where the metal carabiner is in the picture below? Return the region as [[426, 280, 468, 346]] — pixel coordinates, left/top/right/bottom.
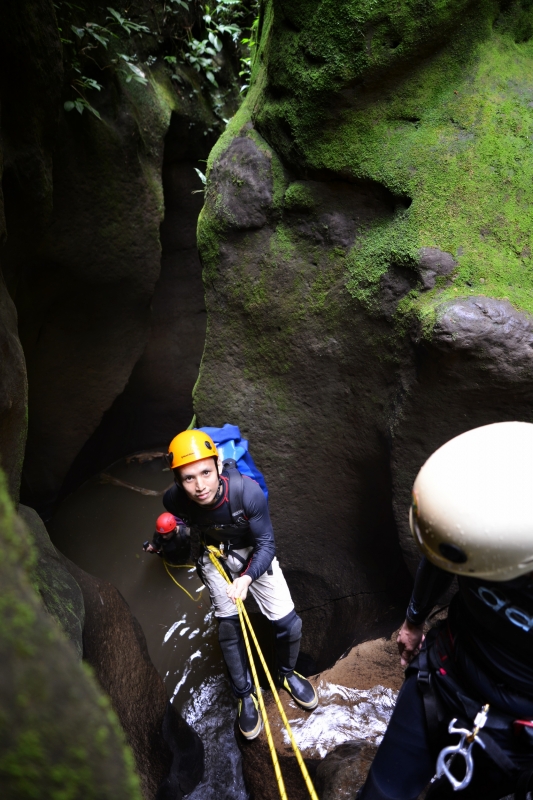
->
[[435, 705, 489, 791]]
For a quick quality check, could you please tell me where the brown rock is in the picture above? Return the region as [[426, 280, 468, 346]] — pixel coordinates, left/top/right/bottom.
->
[[61, 556, 204, 799], [315, 740, 378, 799], [239, 634, 402, 800]]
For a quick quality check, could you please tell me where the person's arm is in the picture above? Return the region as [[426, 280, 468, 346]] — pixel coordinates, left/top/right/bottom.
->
[[226, 478, 276, 603], [397, 557, 454, 666], [144, 532, 163, 555], [240, 478, 276, 581]]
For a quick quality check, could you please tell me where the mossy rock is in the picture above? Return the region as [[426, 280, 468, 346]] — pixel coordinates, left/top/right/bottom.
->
[[18, 505, 84, 659], [195, 0, 533, 663], [0, 471, 141, 799]]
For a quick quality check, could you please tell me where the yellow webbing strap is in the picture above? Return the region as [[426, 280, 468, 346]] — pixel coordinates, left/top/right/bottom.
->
[[205, 546, 319, 800], [163, 560, 204, 602]]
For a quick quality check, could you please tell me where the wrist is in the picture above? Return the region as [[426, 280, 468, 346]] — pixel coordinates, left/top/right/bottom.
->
[[404, 618, 424, 630]]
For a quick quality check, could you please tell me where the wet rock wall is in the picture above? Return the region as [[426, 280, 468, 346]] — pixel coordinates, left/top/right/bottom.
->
[[195, 0, 533, 669], [0, 0, 222, 516], [0, 1, 230, 795], [0, 473, 143, 799]]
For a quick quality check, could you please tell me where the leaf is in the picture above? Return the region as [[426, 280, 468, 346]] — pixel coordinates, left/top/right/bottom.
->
[[78, 76, 103, 91], [164, 55, 177, 64], [194, 168, 207, 185], [85, 103, 102, 120], [107, 6, 123, 24], [64, 101, 75, 111], [89, 31, 109, 47], [71, 25, 85, 38], [206, 71, 217, 85], [126, 62, 146, 79]]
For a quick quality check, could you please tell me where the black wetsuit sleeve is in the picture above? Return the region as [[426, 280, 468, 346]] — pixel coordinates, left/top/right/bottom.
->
[[241, 479, 276, 582], [406, 556, 454, 625]]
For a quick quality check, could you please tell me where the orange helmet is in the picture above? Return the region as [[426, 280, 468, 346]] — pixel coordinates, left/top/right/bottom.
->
[[168, 429, 218, 469]]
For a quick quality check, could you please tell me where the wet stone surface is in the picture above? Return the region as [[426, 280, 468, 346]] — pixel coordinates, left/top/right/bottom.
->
[[50, 455, 248, 800], [279, 681, 397, 758]]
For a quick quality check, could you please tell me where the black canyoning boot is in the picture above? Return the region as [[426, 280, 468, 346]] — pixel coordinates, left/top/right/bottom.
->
[[238, 693, 261, 740], [279, 671, 318, 710]]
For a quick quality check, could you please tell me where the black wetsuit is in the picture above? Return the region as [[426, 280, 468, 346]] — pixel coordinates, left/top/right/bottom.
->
[[359, 558, 533, 800], [151, 525, 191, 565], [407, 557, 533, 696], [163, 472, 301, 698], [163, 473, 276, 581]]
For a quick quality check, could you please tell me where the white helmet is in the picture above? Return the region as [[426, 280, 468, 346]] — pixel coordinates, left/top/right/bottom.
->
[[410, 421, 533, 582]]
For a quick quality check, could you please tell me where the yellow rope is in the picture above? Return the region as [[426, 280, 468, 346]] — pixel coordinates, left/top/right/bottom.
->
[[239, 601, 319, 800], [236, 584, 288, 800], [163, 560, 204, 602], [206, 547, 287, 800], [205, 546, 319, 800]]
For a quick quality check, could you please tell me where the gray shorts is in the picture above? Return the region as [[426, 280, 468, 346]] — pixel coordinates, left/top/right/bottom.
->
[[198, 546, 294, 620]]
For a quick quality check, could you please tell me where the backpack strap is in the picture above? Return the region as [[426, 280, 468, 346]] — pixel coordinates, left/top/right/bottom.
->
[[222, 459, 248, 529], [217, 461, 274, 577]]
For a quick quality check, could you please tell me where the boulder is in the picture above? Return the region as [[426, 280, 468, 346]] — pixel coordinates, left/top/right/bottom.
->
[[0, 272, 27, 502], [0, 471, 142, 799], [238, 633, 402, 800], [0, 0, 228, 515], [196, 0, 533, 662], [392, 296, 533, 573], [19, 504, 84, 658], [314, 740, 378, 800], [62, 556, 204, 800]]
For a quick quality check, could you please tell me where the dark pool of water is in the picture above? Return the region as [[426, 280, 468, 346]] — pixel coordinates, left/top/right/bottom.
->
[[49, 455, 248, 799]]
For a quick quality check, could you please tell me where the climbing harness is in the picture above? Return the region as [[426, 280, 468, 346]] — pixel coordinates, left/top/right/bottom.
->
[[163, 560, 204, 602], [434, 704, 489, 791], [205, 545, 319, 800], [418, 629, 533, 797]]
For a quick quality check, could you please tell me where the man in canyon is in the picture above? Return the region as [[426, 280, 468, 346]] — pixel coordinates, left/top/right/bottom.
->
[[161, 428, 318, 740], [358, 422, 533, 800]]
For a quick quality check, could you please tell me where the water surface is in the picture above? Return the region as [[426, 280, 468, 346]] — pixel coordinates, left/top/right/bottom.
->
[[50, 455, 248, 799]]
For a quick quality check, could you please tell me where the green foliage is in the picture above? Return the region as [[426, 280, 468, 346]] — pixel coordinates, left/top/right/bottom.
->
[[184, 1, 259, 89], [57, 1, 153, 116], [56, 0, 259, 121]]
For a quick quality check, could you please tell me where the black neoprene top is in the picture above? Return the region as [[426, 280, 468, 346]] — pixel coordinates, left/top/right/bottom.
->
[[163, 474, 276, 582], [407, 556, 533, 694]]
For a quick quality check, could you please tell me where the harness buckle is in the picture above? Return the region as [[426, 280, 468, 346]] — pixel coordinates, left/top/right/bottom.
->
[[435, 704, 489, 791], [218, 542, 228, 559]]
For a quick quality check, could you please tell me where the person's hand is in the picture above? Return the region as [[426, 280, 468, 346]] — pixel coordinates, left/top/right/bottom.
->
[[397, 619, 425, 667], [145, 543, 157, 553], [227, 575, 252, 604]]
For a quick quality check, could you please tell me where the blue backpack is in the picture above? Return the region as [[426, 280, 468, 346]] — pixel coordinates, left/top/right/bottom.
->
[[197, 423, 268, 500]]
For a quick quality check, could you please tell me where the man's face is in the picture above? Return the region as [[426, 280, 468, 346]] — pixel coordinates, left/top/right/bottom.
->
[[177, 457, 219, 505]]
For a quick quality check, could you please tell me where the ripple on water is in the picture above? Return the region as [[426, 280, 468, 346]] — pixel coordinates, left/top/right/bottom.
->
[[49, 456, 250, 800], [182, 675, 248, 800]]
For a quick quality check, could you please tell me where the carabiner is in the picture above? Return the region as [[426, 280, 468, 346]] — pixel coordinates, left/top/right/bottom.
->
[[435, 705, 489, 791]]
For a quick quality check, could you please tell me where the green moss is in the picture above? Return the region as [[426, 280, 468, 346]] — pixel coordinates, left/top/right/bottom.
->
[[0, 472, 141, 800], [235, 1, 533, 324], [283, 182, 316, 211]]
